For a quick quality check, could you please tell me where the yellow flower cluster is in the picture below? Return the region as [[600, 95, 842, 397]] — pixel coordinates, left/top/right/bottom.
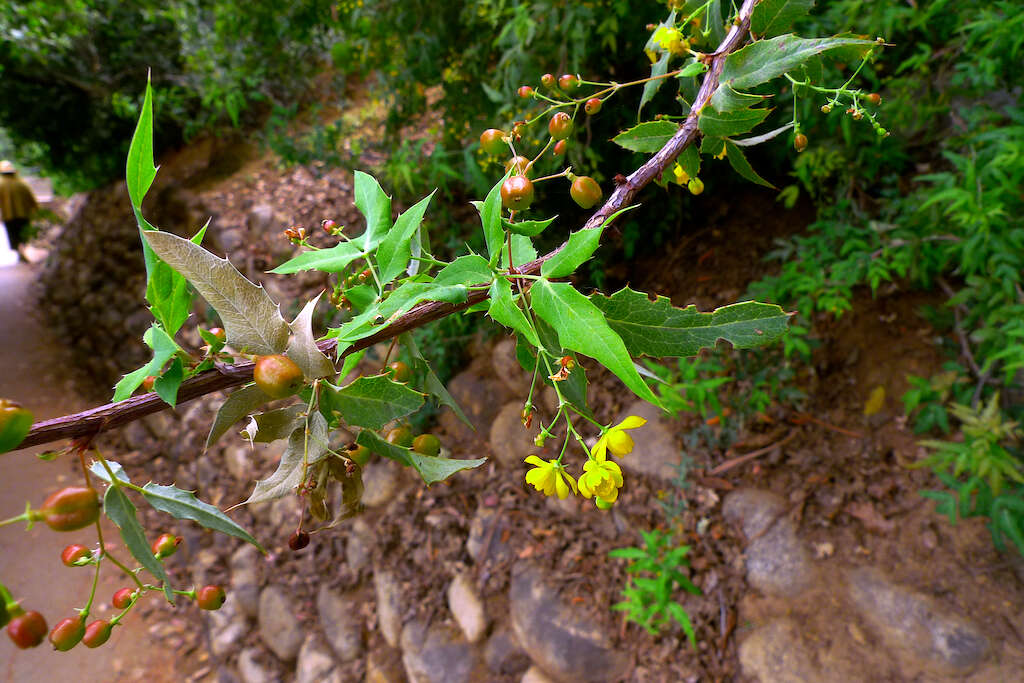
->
[[522, 416, 647, 509]]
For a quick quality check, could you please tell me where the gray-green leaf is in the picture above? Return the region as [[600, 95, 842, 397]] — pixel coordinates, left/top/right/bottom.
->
[[144, 231, 289, 355], [287, 292, 336, 380], [206, 384, 271, 449], [324, 375, 425, 430], [243, 413, 329, 505], [720, 34, 875, 90], [142, 483, 263, 551], [104, 486, 174, 602]]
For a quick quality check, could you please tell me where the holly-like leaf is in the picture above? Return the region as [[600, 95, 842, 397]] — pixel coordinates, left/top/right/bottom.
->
[[403, 333, 472, 428], [720, 34, 875, 90], [500, 234, 538, 270], [112, 324, 182, 402], [89, 459, 132, 484], [354, 171, 393, 252], [144, 230, 289, 355], [751, 0, 815, 38], [103, 486, 174, 602], [333, 281, 469, 344], [589, 287, 791, 357], [709, 85, 768, 114], [323, 374, 425, 430], [376, 190, 435, 285], [153, 357, 185, 407], [206, 385, 270, 449], [639, 52, 670, 116], [488, 276, 539, 347], [502, 215, 557, 237], [531, 280, 661, 406], [698, 107, 771, 138], [141, 483, 263, 551], [542, 227, 604, 279], [355, 428, 411, 466], [243, 413, 329, 505], [474, 173, 507, 265], [250, 405, 306, 443], [432, 254, 493, 288], [286, 292, 336, 380], [677, 146, 700, 178], [613, 120, 678, 153], [270, 240, 365, 275], [407, 452, 487, 486], [724, 140, 775, 188]]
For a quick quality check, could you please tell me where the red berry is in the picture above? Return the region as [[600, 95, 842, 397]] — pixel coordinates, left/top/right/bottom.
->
[[548, 112, 574, 141], [558, 74, 578, 90], [517, 85, 534, 98], [7, 611, 47, 649], [288, 530, 310, 551], [151, 533, 182, 559], [584, 98, 602, 115], [479, 129, 506, 156], [39, 487, 100, 532], [794, 133, 808, 152], [253, 354, 305, 399], [388, 361, 412, 383], [141, 375, 156, 392], [411, 434, 441, 457], [49, 616, 85, 651], [541, 73, 555, 88], [553, 140, 567, 157], [866, 92, 882, 105], [196, 585, 226, 611], [208, 327, 226, 341], [61, 544, 91, 567], [82, 620, 113, 648], [500, 176, 536, 211], [570, 176, 603, 209], [505, 155, 532, 178], [112, 588, 135, 610]]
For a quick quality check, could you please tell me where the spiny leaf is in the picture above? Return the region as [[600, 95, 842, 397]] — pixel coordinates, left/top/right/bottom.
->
[[475, 173, 507, 265], [270, 240, 365, 275], [286, 292, 336, 380], [502, 215, 557, 237], [720, 34, 875, 90], [142, 483, 263, 551], [613, 121, 678, 153], [250, 405, 306, 443], [406, 452, 487, 486], [589, 287, 791, 357], [354, 171, 393, 251], [103, 486, 174, 602], [377, 190, 435, 285], [751, 0, 816, 38], [323, 375, 425, 431], [698, 107, 771, 138], [488, 276, 539, 347], [432, 254, 493, 287], [144, 230, 289, 355], [724, 140, 775, 188], [709, 85, 768, 114], [531, 280, 661, 407], [112, 324, 182, 402], [243, 413, 329, 505], [206, 385, 270, 449]]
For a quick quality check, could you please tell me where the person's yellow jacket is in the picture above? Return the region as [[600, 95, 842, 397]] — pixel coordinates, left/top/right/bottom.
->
[[0, 173, 38, 221]]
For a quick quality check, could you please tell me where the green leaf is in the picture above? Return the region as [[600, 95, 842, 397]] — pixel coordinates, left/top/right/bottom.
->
[[270, 240, 365, 275], [488, 276, 539, 347], [333, 281, 469, 344], [751, 0, 814, 37], [613, 121, 678, 153], [724, 140, 775, 188], [700, 136, 725, 157], [354, 171, 393, 252], [206, 385, 270, 449], [406, 452, 487, 486], [89, 459, 131, 485], [286, 293, 336, 380], [142, 483, 263, 551], [589, 287, 791, 357], [144, 231, 289, 355], [243, 413, 329, 505], [432, 254, 493, 287], [698, 107, 771, 138], [502, 215, 557, 237], [500, 234, 538, 270], [126, 76, 157, 216], [709, 85, 768, 114], [720, 34, 875, 90], [475, 173, 507, 265], [103, 486, 174, 602], [639, 52, 670, 116], [542, 226, 604, 279], [520, 323, 593, 420], [112, 324, 182, 402], [153, 357, 185, 408], [246, 406, 305, 443], [402, 334, 472, 428], [355, 428, 411, 466], [377, 190, 435, 285], [337, 349, 365, 380], [531, 280, 660, 406], [678, 60, 707, 77], [324, 375, 425, 430], [729, 123, 794, 147], [677, 146, 700, 178]]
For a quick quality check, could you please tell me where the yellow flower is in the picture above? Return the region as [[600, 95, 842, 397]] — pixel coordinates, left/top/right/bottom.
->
[[524, 455, 577, 499], [672, 163, 690, 185], [578, 457, 623, 502], [592, 416, 647, 459]]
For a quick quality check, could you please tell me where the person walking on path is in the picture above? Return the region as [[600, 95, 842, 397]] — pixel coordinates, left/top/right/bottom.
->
[[0, 160, 39, 260]]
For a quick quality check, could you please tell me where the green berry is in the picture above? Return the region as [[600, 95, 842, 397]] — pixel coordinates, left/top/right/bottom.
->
[[0, 398, 33, 454], [412, 434, 441, 457], [479, 129, 506, 156], [388, 361, 412, 383], [385, 426, 414, 448], [253, 355, 305, 399], [570, 176, 603, 209]]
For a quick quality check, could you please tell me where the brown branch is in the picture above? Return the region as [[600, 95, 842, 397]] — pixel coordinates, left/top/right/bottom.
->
[[18, 0, 759, 452]]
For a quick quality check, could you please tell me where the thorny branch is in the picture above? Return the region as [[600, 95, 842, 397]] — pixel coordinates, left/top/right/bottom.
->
[[18, 0, 759, 451]]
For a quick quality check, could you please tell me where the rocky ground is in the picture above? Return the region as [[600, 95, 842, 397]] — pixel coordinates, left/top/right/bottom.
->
[[14, 108, 1024, 682]]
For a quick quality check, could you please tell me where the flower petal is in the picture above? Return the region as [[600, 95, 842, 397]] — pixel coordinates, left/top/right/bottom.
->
[[617, 416, 647, 430], [524, 454, 546, 466]]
